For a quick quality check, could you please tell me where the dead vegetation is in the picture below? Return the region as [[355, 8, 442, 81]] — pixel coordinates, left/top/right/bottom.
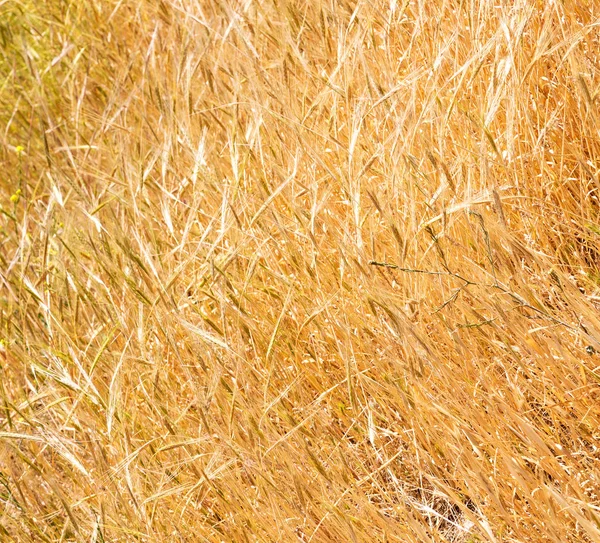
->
[[1, 0, 600, 541]]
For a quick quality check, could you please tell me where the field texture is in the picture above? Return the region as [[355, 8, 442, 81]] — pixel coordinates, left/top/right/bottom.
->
[[2, 0, 600, 541]]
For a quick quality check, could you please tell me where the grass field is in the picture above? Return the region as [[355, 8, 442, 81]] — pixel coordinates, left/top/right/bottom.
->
[[2, 0, 600, 541]]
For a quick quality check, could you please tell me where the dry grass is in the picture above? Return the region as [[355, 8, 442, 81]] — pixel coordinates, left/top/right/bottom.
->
[[1, 0, 600, 541]]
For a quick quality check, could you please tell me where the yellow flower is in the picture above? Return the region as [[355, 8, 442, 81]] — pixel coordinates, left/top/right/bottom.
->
[[10, 189, 21, 203], [15, 145, 24, 154]]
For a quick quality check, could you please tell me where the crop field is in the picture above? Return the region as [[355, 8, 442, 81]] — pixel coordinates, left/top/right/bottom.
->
[[1, 0, 600, 541]]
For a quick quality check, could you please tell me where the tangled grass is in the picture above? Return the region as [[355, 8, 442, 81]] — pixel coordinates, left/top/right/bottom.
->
[[2, 0, 600, 541]]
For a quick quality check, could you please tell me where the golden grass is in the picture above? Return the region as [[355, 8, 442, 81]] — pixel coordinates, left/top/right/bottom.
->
[[2, 0, 600, 541]]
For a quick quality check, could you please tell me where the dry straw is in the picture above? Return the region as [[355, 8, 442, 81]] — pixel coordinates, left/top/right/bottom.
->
[[1, 0, 600, 541]]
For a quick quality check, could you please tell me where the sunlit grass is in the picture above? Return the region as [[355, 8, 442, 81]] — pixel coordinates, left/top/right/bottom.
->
[[2, 0, 600, 541]]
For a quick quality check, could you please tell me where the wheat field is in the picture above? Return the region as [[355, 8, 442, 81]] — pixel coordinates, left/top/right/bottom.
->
[[1, 0, 600, 541]]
